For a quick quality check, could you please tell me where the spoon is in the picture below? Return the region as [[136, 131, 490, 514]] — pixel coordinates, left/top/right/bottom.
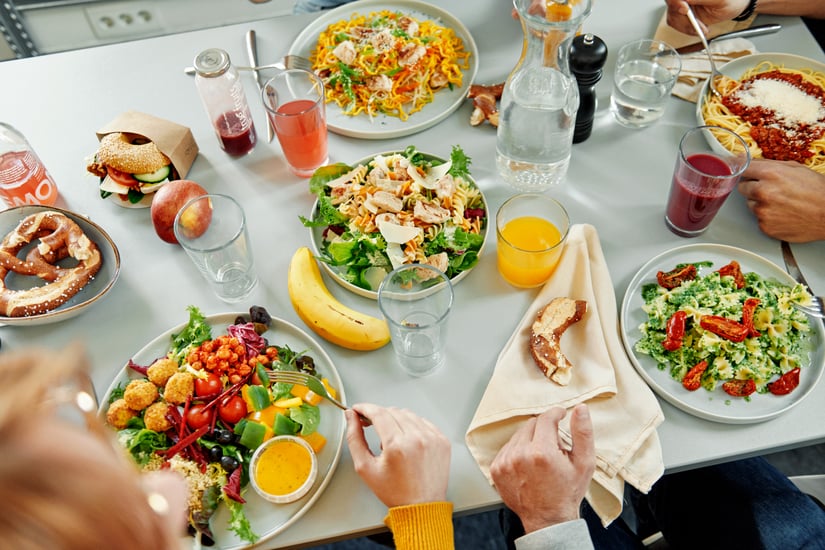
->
[[684, 5, 724, 100]]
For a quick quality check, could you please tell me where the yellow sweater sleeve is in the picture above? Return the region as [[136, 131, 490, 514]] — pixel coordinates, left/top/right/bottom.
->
[[384, 501, 454, 550]]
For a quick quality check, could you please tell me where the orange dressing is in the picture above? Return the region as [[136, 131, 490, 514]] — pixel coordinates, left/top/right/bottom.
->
[[497, 216, 564, 288], [254, 439, 313, 496]]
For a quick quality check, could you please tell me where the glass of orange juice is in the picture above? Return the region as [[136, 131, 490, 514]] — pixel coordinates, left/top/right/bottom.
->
[[496, 194, 569, 288]]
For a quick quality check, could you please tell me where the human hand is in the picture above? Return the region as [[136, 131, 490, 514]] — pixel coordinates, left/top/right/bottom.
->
[[738, 159, 825, 243], [346, 403, 451, 508], [512, 0, 546, 19], [490, 405, 595, 534], [665, 0, 750, 35]]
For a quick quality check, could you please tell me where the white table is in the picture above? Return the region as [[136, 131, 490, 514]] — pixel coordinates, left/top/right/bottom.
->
[[1, 1, 824, 548]]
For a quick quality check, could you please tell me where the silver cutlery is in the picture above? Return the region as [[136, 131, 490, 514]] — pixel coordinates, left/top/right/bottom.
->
[[674, 23, 781, 54], [685, 4, 724, 100], [781, 240, 825, 319], [266, 369, 372, 426], [246, 30, 274, 143], [182, 56, 313, 76]]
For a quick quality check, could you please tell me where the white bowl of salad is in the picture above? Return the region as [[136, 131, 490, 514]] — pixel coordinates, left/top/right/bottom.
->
[[302, 145, 488, 299]]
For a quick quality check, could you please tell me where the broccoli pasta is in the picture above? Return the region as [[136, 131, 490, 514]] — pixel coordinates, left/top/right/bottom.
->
[[310, 9, 471, 120]]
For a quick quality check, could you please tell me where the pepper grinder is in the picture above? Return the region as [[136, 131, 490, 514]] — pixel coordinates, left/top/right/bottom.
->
[[570, 33, 608, 143]]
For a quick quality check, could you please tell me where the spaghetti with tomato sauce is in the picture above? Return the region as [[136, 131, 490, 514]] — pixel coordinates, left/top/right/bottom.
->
[[702, 62, 825, 173]]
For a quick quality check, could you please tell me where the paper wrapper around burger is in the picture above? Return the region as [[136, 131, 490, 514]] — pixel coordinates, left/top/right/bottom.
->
[[94, 110, 199, 209]]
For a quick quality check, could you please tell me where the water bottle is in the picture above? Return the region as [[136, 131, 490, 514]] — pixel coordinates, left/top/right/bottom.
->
[[0, 123, 59, 207]]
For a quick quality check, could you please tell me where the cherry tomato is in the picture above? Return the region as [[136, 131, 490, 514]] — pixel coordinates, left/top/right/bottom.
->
[[656, 264, 697, 289], [218, 395, 248, 425], [768, 368, 801, 396], [682, 360, 708, 391], [663, 311, 687, 351], [186, 404, 214, 430], [722, 379, 757, 397], [106, 166, 139, 188], [742, 298, 762, 338], [717, 260, 746, 289], [195, 373, 223, 399], [700, 315, 749, 343]]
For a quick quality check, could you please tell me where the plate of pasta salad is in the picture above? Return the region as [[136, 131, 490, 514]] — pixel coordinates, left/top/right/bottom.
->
[[620, 243, 824, 424], [288, 0, 478, 139], [300, 145, 488, 299]]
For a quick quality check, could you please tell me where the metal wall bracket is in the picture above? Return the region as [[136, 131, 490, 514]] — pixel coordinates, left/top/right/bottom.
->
[[0, 1, 39, 58]]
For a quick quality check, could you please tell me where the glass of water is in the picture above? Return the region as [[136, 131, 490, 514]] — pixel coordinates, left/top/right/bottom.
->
[[377, 264, 454, 377], [610, 39, 681, 128], [174, 194, 258, 303]]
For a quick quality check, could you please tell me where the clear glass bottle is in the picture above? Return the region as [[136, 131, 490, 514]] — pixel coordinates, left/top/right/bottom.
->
[[496, 0, 592, 191], [194, 48, 257, 157], [0, 123, 59, 207]]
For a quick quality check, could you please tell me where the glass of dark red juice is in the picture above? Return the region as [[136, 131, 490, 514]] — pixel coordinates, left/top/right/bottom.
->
[[665, 126, 750, 237]]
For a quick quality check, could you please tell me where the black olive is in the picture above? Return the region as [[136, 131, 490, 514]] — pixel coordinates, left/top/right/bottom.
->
[[249, 305, 272, 325], [215, 429, 235, 445], [220, 455, 240, 473], [295, 355, 316, 375], [234, 315, 247, 326], [207, 445, 223, 463]]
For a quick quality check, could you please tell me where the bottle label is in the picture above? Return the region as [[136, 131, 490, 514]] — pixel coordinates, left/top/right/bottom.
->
[[0, 150, 59, 206]]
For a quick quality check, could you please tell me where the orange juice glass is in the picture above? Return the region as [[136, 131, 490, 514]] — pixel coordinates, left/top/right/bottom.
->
[[496, 194, 569, 288]]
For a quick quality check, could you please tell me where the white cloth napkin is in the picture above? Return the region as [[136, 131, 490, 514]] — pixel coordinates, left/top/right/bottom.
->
[[465, 224, 665, 526]]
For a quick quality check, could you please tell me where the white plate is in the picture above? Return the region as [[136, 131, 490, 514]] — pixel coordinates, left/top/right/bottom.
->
[[0, 205, 120, 325], [99, 313, 346, 550], [308, 150, 489, 299], [620, 243, 825, 424], [288, 0, 479, 139], [696, 53, 825, 156]]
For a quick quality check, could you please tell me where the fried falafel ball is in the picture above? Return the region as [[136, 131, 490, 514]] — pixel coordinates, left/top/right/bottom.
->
[[123, 379, 159, 411], [143, 401, 173, 433], [164, 371, 194, 405], [147, 357, 179, 387], [106, 398, 137, 429]]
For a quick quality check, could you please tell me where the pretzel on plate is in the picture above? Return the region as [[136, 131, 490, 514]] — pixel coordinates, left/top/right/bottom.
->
[[0, 211, 102, 317]]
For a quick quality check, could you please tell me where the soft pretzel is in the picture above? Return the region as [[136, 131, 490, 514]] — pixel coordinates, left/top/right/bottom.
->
[[0, 211, 102, 317], [529, 297, 588, 385]]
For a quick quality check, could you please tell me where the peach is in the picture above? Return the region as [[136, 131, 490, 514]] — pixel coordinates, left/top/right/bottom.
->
[[150, 180, 208, 244]]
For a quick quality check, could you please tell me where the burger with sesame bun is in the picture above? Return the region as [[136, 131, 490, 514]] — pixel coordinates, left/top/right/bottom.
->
[[86, 132, 177, 208]]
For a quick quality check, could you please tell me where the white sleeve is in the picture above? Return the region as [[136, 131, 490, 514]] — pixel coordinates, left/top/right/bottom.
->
[[514, 519, 595, 550]]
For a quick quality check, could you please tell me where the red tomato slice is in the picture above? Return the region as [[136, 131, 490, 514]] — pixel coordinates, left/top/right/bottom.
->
[[682, 360, 708, 391], [107, 166, 139, 188], [722, 379, 757, 397], [663, 311, 687, 351], [657, 264, 697, 289], [218, 395, 248, 425], [768, 368, 801, 396]]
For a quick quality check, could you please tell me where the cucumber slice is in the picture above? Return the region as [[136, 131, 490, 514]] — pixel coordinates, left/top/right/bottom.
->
[[133, 164, 171, 183]]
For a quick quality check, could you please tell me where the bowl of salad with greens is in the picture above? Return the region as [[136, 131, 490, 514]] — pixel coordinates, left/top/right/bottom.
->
[[620, 244, 824, 424], [301, 145, 488, 299]]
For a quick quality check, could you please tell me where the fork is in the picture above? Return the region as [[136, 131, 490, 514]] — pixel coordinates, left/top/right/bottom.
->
[[781, 240, 825, 320], [183, 55, 313, 76], [684, 5, 724, 100], [267, 369, 372, 426]]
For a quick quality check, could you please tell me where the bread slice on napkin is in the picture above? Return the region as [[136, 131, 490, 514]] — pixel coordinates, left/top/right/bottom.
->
[[529, 297, 588, 385]]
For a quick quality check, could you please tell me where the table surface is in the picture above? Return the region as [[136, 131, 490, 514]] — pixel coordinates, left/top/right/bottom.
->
[[2, 1, 824, 548]]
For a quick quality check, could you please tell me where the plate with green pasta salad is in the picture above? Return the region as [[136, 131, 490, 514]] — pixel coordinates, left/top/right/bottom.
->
[[620, 244, 824, 424]]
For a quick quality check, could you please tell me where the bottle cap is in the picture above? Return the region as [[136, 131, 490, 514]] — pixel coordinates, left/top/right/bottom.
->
[[194, 48, 231, 78]]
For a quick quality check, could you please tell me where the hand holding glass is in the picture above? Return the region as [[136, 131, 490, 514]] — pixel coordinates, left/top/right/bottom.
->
[[665, 126, 751, 237], [261, 69, 329, 177], [174, 194, 258, 303], [496, 194, 569, 288], [377, 264, 453, 377]]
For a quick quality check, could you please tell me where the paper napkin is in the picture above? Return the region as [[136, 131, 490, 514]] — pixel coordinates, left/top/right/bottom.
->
[[465, 224, 665, 526], [652, 10, 757, 103]]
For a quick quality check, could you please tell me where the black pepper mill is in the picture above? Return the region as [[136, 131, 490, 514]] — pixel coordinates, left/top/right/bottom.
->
[[570, 33, 608, 143]]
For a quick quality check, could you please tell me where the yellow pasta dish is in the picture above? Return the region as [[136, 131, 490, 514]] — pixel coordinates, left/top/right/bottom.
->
[[310, 9, 471, 120], [701, 60, 825, 173]]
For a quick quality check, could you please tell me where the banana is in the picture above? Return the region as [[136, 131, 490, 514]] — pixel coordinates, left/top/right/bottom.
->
[[288, 247, 390, 351]]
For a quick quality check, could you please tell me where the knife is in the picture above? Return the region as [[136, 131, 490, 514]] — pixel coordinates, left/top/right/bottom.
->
[[781, 240, 814, 293], [675, 24, 782, 54], [246, 29, 275, 143]]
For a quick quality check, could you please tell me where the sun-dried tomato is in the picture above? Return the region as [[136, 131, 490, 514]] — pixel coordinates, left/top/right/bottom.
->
[[700, 315, 749, 343], [742, 297, 761, 338], [722, 379, 757, 397], [768, 368, 801, 396], [657, 264, 697, 289], [662, 310, 687, 351], [717, 260, 746, 289], [682, 360, 708, 391]]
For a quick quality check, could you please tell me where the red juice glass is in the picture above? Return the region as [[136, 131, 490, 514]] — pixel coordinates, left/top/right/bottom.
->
[[665, 126, 750, 237], [261, 70, 328, 178]]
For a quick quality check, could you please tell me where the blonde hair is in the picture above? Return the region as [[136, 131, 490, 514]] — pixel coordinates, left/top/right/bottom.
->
[[0, 344, 180, 550]]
